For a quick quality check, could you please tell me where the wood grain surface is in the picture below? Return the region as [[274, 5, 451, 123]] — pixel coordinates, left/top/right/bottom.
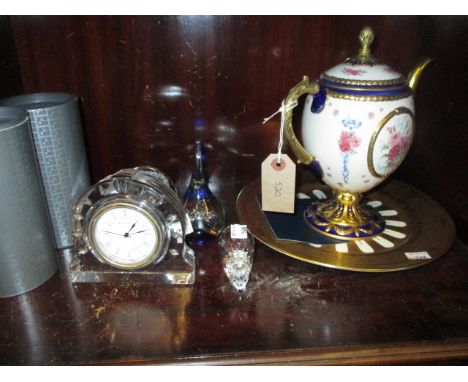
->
[[8, 16, 468, 224], [0, 15, 467, 365], [0, 235, 468, 365]]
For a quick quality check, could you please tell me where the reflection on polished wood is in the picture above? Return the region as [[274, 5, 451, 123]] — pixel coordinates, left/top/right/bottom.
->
[[8, 16, 468, 227], [1, 230, 468, 365]]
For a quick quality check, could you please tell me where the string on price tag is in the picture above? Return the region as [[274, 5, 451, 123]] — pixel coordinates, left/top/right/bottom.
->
[[261, 99, 297, 213], [262, 99, 298, 165]]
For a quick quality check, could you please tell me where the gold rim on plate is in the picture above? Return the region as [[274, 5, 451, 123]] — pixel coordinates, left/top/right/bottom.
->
[[236, 179, 455, 272]]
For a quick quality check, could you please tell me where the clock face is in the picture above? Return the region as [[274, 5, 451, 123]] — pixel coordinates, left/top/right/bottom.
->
[[89, 203, 161, 269]]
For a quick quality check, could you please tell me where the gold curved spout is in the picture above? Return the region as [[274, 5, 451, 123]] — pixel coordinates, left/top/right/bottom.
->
[[407, 57, 433, 93]]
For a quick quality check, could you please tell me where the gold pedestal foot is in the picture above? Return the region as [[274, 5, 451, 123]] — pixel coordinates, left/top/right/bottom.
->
[[304, 191, 385, 240]]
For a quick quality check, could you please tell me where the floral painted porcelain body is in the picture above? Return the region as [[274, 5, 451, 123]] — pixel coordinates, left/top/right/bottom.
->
[[283, 27, 431, 240], [302, 88, 414, 194]]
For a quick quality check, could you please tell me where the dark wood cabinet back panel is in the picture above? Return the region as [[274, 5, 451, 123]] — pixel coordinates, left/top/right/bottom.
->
[[9, 15, 468, 223], [0, 16, 23, 98]]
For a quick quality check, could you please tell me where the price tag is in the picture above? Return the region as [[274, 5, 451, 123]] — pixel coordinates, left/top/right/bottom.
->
[[261, 153, 296, 213], [405, 251, 431, 260], [231, 224, 248, 239]]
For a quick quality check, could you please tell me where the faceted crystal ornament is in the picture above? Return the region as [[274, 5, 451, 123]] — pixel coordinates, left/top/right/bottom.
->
[[219, 225, 255, 292], [184, 141, 226, 245]]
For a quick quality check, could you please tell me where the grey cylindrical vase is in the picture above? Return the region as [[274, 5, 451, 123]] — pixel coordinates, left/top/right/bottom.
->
[[0, 107, 57, 298], [0, 93, 91, 248]]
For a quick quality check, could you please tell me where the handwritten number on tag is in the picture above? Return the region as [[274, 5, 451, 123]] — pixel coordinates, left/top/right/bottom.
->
[[274, 182, 283, 197]]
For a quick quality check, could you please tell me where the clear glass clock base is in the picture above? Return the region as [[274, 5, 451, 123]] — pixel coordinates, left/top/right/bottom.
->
[[71, 166, 196, 285], [69, 244, 195, 285]]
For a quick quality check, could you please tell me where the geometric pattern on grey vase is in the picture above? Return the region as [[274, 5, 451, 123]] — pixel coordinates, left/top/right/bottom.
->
[[28, 103, 90, 248], [0, 113, 57, 297]]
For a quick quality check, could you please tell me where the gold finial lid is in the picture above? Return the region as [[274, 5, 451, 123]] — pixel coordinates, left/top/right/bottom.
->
[[358, 26, 375, 61], [343, 26, 378, 66], [322, 25, 405, 85]]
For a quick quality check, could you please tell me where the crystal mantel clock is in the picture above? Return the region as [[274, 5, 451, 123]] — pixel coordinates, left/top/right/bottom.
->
[[71, 166, 195, 284]]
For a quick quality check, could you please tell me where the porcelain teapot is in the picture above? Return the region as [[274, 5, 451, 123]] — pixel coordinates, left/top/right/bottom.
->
[[283, 26, 431, 240]]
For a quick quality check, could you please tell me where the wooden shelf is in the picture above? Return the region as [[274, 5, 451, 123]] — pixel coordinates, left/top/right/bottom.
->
[[1, 222, 468, 365]]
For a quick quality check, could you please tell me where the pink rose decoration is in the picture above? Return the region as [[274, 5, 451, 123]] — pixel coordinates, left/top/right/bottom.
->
[[384, 124, 412, 163], [339, 131, 361, 153], [390, 132, 401, 147], [388, 144, 402, 160], [342, 68, 366, 76]]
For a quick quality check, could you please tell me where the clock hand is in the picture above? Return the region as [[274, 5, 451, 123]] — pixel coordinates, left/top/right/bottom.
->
[[124, 221, 137, 237], [131, 229, 150, 234], [101, 230, 125, 236]]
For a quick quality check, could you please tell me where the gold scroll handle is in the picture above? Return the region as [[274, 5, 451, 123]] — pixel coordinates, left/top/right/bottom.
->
[[283, 76, 320, 165]]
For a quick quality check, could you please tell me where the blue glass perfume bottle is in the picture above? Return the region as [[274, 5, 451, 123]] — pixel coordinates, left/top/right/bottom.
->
[[184, 141, 225, 245]]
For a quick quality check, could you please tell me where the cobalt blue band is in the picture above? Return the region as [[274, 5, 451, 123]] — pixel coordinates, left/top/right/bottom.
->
[[320, 77, 406, 89], [319, 79, 410, 97]]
